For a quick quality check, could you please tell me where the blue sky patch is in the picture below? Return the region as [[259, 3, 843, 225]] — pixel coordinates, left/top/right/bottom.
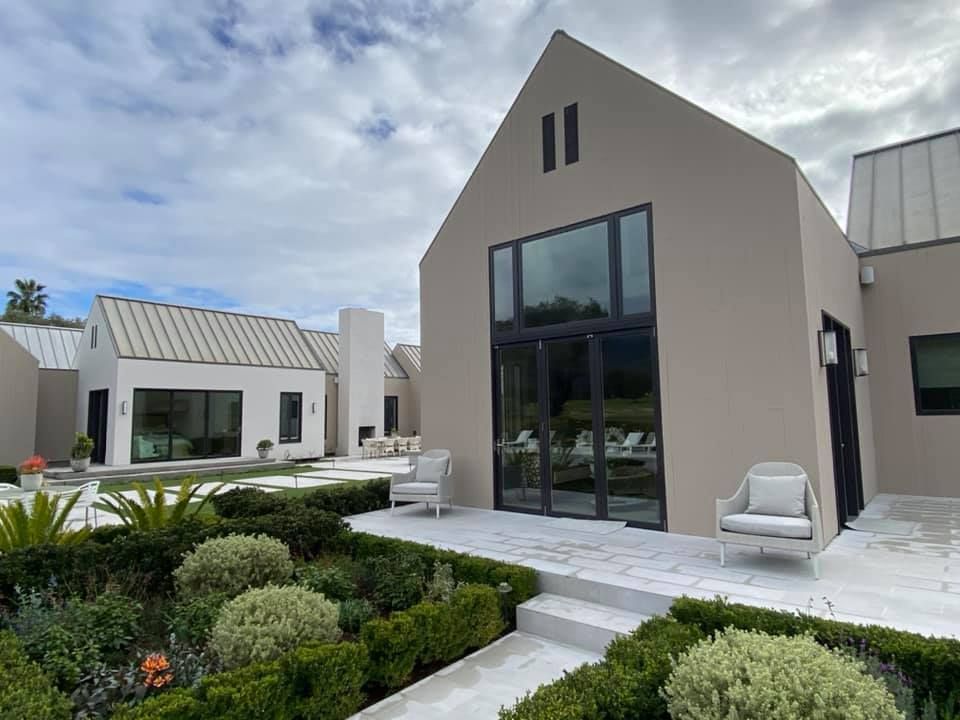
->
[[122, 188, 167, 206], [360, 116, 397, 141]]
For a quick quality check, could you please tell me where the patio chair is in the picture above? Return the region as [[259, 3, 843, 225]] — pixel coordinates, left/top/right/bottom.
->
[[716, 462, 824, 578], [617, 432, 646, 454], [502, 430, 533, 448], [407, 436, 422, 453], [72, 481, 101, 526], [362, 438, 380, 458], [636, 433, 657, 454], [389, 449, 453, 519]]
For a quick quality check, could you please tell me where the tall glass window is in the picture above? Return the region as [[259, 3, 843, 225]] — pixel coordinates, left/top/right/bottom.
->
[[911, 333, 960, 414], [521, 221, 609, 328], [280, 392, 302, 443], [492, 246, 515, 333], [620, 210, 651, 315], [132, 389, 241, 462]]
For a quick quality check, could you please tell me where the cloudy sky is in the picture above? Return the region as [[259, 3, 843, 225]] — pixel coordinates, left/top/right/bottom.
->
[[1, 0, 957, 343]]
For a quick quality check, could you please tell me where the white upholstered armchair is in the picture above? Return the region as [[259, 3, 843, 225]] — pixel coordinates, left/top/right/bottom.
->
[[389, 449, 453, 518], [717, 462, 824, 578]]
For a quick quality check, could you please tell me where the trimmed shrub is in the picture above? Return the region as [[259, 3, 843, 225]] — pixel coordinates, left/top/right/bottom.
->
[[361, 613, 420, 689], [670, 596, 960, 712], [210, 585, 341, 669], [280, 641, 368, 720], [361, 553, 425, 611], [297, 563, 356, 601], [111, 689, 201, 720], [167, 592, 229, 647], [197, 660, 289, 719], [211, 487, 291, 518], [0, 541, 111, 603], [302, 477, 390, 516], [663, 628, 902, 720], [450, 583, 505, 651], [0, 631, 72, 720], [0, 465, 17, 484], [174, 533, 293, 599], [226, 505, 349, 558], [338, 598, 374, 634]]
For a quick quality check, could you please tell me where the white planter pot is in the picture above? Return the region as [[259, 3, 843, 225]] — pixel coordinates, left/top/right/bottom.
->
[[257, 448, 271, 459], [71, 457, 91, 473], [20, 473, 43, 491]]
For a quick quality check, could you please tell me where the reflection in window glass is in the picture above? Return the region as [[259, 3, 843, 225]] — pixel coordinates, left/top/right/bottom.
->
[[280, 392, 302, 443], [492, 246, 514, 333], [131, 390, 171, 462], [620, 211, 651, 315], [497, 345, 542, 511], [208, 392, 242, 456], [912, 334, 960, 413], [522, 222, 609, 328]]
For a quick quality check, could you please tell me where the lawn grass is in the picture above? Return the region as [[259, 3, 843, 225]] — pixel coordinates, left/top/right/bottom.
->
[[88, 463, 319, 494]]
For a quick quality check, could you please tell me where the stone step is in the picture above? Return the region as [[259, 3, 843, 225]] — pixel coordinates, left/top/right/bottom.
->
[[536, 567, 680, 617], [517, 593, 651, 654]]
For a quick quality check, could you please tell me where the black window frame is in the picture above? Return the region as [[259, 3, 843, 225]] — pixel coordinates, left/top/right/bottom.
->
[[488, 204, 656, 342], [541, 113, 556, 173], [130, 388, 243, 464], [563, 102, 579, 165], [909, 332, 960, 416], [279, 391, 303, 444]]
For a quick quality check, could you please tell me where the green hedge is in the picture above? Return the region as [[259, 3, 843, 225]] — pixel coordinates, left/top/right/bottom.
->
[[501, 597, 960, 719], [361, 584, 504, 689], [115, 585, 502, 719], [670, 596, 960, 713], [0, 631, 72, 720], [0, 465, 17, 484], [211, 477, 391, 519], [113, 642, 368, 720]]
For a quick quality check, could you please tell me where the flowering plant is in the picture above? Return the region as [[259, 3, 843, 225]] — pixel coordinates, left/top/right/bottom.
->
[[140, 653, 174, 689], [18, 455, 47, 474]]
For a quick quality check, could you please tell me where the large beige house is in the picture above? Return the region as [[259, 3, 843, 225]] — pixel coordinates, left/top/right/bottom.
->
[[419, 31, 960, 541]]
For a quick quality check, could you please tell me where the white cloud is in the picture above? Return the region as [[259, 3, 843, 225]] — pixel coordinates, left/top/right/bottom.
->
[[0, 0, 957, 343]]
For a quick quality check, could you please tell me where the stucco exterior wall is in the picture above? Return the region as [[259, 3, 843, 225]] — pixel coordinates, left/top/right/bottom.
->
[[393, 350, 422, 436], [35, 369, 78, 462], [105, 359, 325, 466], [0, 330, 39, 466], [384, 377, 417, 436], [420, 33, 830, 537], [337, 309, 385, 456], [861, 242, 960, 497], [75, 300, 120, 463], [795, 170, 878, 537]]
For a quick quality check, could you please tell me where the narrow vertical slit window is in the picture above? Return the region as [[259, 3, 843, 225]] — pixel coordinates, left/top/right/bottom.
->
[[564, 103, 579, 165], [542, 113, 556, 173]]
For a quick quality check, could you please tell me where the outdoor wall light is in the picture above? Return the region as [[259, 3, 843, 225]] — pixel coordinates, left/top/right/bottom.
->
[[311, 402, 317, 415], [120, 400, 129, 415], [853, 348, 869, 377], [818, 330, 838, 367]]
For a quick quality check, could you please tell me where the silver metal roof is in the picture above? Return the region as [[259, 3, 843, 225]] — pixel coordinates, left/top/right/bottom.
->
[[848, 128, 960, 251], [0, 322, 81, 370], [300, 330, 410, 379], [394, 343, 422, 373], [97, 296, 323, 370]]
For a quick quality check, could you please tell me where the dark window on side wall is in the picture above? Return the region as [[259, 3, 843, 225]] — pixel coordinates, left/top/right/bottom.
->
[[564, 103, 579, 165], [911, 333, 960, 414], [280, 392, 302, 443], [542, 113, 556, 173]]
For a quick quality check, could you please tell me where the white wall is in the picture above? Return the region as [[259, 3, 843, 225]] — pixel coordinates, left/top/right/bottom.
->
[[337, 308, 385, 456], [103, 359, 324, 465], [75, 300, 120, 463]]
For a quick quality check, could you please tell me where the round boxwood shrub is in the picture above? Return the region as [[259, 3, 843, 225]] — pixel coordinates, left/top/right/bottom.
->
[[663, 628, 903, 720], [174, 533, 293, 599], [210, 585, 341, 669]]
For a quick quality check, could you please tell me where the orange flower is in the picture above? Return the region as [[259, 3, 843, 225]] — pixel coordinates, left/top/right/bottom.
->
[[18, 455, 47, 474], [140, 653, 174, 689]]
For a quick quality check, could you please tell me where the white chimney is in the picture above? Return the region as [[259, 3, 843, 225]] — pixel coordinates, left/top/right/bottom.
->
[[336, 308, 385, 456]]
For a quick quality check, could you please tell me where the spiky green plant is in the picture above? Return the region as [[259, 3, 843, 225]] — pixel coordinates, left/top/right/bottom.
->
[[99, 477, 220, 530], [0, 491, 89, 551]]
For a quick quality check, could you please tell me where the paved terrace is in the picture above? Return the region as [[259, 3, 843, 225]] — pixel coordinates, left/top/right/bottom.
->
[[348, 493, 960, 639]]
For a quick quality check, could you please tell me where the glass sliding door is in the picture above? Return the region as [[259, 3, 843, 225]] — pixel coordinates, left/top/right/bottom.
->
[[546, 338, 597, 517], [495, 344, 542, 511], [131, 389, 242, 463], [601, 332, 661, 525]]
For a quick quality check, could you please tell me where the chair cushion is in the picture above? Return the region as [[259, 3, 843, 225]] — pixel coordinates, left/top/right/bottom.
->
[[392, 481, 441, 496], [747, 473, 806, 517], [721, 513, 812, 539], [416, 455, 449, 482]]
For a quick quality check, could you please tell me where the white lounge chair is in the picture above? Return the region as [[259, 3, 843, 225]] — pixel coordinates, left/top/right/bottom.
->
[[716, 462, 824, 578], [390, 449, 453, 519], [617, 432, 646, 454], [502, 430, 533, 448], [636, 433, 657, 454]]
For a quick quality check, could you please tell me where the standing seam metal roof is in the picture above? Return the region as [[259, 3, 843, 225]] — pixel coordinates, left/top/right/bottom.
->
[[0, 322, 81, 370], [848, 128, 960, 251], [394, 343, 422, 373], [300, 330, 410, 378], [97, 296, 324, 370]]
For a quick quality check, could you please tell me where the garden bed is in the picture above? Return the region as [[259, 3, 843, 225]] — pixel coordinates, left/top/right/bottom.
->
[[500, 596, 960, 720], [0, 479, 536, 720]]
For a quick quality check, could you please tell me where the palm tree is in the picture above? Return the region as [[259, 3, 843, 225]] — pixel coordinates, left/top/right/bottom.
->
[[5, 278, 48, 316]]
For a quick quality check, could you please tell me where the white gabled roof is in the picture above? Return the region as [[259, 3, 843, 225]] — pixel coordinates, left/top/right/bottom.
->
[[394, 343, 421, 373], [300, 329, 411, 379], [0, 322, 81, 370], [848, 127, 960, 251], [97, 296, 324, 370]]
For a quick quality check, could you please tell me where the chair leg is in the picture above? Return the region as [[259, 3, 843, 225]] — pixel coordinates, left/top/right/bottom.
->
[[720, 543, 726, 567], [759, 547, 764, 554], [812, 554, 820, 580], [806, 551, 811, 559], [436, 503, 440, 519], [390, 501, 395, 516]]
